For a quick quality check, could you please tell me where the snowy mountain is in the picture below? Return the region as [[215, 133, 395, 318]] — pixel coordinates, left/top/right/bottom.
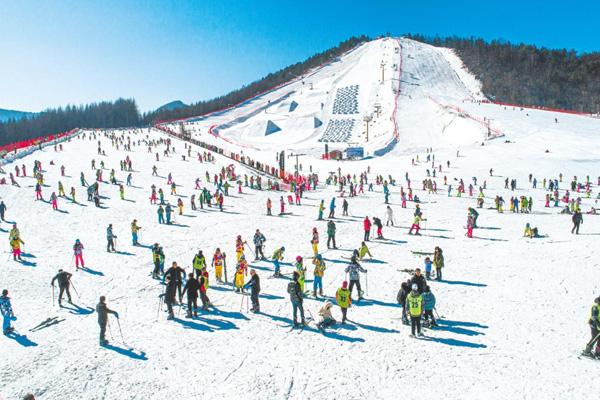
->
[[1, 37, 600, 399]]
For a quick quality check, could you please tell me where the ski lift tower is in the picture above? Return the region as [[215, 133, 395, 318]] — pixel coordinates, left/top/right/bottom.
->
[[287, 152, 306, 177], [363, 115, 373, 142]]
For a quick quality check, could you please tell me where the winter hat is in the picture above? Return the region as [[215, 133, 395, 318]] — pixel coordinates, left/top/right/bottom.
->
[[296, 256, 302, 262], [424, 285, 430, 293], [595, 297, 600, 304], [281, 246, 285, 251], [324, 301, 332, 309], [411, 284, 418, 291], [99, 296, 105, 302], [342, 281, 348, 288], [2, 289, 8, 296]]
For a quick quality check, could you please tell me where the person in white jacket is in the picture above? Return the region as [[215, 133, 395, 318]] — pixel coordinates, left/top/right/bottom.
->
[[386, 205, 395, 226]]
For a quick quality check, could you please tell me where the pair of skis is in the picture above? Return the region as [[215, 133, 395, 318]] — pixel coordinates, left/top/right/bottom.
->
[[29, 317, 65, 332]]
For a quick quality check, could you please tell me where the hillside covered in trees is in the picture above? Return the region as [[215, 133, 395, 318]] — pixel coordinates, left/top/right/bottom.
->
[[408, 34, 600, 113]]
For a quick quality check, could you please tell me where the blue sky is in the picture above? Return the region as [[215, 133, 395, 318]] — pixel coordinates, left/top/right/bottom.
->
[[1, 1, 598, 112]]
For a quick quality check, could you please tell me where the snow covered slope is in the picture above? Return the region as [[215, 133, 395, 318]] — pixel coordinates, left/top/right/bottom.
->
[[1, 121, 600, 399], [2, 37, 600, 400]]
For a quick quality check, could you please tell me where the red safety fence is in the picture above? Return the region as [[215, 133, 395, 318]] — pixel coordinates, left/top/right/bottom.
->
[[0, 128, 80, 154]]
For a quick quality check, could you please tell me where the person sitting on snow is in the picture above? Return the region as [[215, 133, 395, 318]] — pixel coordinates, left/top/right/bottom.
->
[[316, 301, 336, 331]]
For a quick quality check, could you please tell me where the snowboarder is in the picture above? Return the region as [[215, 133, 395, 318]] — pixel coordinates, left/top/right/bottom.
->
[[51, 269, 73, 305], [96, 296, 118, 345]]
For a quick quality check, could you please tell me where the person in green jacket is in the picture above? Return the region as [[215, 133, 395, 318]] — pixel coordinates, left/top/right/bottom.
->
[[405, 284, 423, 337], [192, 250, 206, 278], [336, 281, 352, 323]]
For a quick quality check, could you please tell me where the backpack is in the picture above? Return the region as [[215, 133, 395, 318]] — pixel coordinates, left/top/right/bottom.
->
[[287, 282, 295, 295]]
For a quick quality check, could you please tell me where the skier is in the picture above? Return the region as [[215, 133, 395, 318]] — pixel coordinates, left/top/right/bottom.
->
[[328, 198, 336, 218], [10, 236, 24, 261], [342, 199, 349, 216], [96, 296, 118, 345], [131, 219, 141, 246], [151, 243, 164, 279], [271, 246, 285, 277], [234, 261, 245, 293], [50, 192, 58, 210], [317, 301, 336, 331], [244, 269, 261, 312], [336, 281, 351, 323], [0, 201, 6, 221], [192, 250, 206, 279], [433, 247, 444, 281], [408, 215, 423, 235], [287, 271, 306, 327], [157, 205, 165, 224], [357, 241, 372, 260], [163, 261, 185, 303], [312, 254, 326, 297], [422, 285, 437, 327], [406, 284, 423, 337], [584, 296, 600, 357], [310, 227, 319, 256], [327, 220, 337, 249], [51, 269, 73, 305], [253, 229, 266, 261], [468, 207, 479, 228], [345, 257, 367, 300], [163, 276, 177, 320], [363, 216, 372, 241], [373, 216, 383, 239], [73, 239, 85, 269], [181, 272, 200, 318], [212, 248, 225, 282], [572, 210, 583, 234], [198, 267, 212, 310], [106, 224, 116, 252], [1, 289, 16, 335], [295, 256, 307, 293]]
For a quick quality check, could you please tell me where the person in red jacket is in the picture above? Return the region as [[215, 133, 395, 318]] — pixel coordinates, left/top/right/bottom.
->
[[363, 216, 372, 241]]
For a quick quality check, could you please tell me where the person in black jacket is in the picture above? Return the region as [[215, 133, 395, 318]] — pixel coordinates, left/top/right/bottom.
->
[[51, 269, 72, 305], [164, 276, 177, 320], [96, 296, 118, 346], [396, 280, 411, 324], [287, 271, 305, 326], [163, 261, 185, 303], [572, 210, 583, 234], [244, 269, 261, 313], [410, 268, 427, 294], [181, 272, 200, 318]]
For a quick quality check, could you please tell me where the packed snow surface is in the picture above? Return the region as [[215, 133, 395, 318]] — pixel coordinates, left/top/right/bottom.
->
[[1, 37, 600, 399]]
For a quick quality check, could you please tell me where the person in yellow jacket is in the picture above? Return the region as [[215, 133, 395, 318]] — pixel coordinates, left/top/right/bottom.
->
[[312, 254, 326, 297], [235, 235, 246, 262], [131, 219, 141, 246], [192, 250, 206, 279], [295, 256, 306, 293], [310, 228, 319, 256], [212, 248, 225, 282], [234, 263, 245, 293], [336, 281, 351, 323], [405, 284, 423, 337], [408, 215, 423, 235], [10, 236, 24, 261], [177, 198, 184, 215], [357, 241, 372, 260]]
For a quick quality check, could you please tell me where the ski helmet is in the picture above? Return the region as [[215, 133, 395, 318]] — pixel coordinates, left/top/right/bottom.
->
[[296, 256, 302, 262], [342, 281, 348, 288], [281, 246, 285, 251], [411, 284, 418, 291]]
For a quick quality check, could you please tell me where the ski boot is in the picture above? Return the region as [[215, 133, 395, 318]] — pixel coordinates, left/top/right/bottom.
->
[[167, 313, 174, 320], [312, 290, 317, 297]]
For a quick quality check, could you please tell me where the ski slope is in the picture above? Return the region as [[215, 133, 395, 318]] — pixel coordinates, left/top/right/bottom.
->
[[1, 37, 600, 400]]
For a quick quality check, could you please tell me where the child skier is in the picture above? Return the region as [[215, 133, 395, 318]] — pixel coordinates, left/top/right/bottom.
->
[[271, 246, 285, 277], [73, 239, 85, 269], [312, 254, 326, 297], [335, 281, 351, 323]]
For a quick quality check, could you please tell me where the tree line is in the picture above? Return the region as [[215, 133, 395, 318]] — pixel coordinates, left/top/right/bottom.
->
[[407, 34, 600, 113]]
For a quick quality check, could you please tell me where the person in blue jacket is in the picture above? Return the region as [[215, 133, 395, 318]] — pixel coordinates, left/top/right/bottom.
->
[[422, 285, 437, 327]]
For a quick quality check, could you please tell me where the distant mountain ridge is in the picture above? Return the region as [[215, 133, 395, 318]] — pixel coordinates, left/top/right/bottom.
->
[[0, 108, 36, 122]]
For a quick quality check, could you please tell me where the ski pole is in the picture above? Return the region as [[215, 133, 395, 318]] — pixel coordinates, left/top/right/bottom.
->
[[156, 296, 163, 320], [116, 318, 127, 346], [365, 272, 369, 296], [246, 293, 249, 313], [434, 307, 441, 320], [240, 294, 245, 312], [69, 279, 80, 298]]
